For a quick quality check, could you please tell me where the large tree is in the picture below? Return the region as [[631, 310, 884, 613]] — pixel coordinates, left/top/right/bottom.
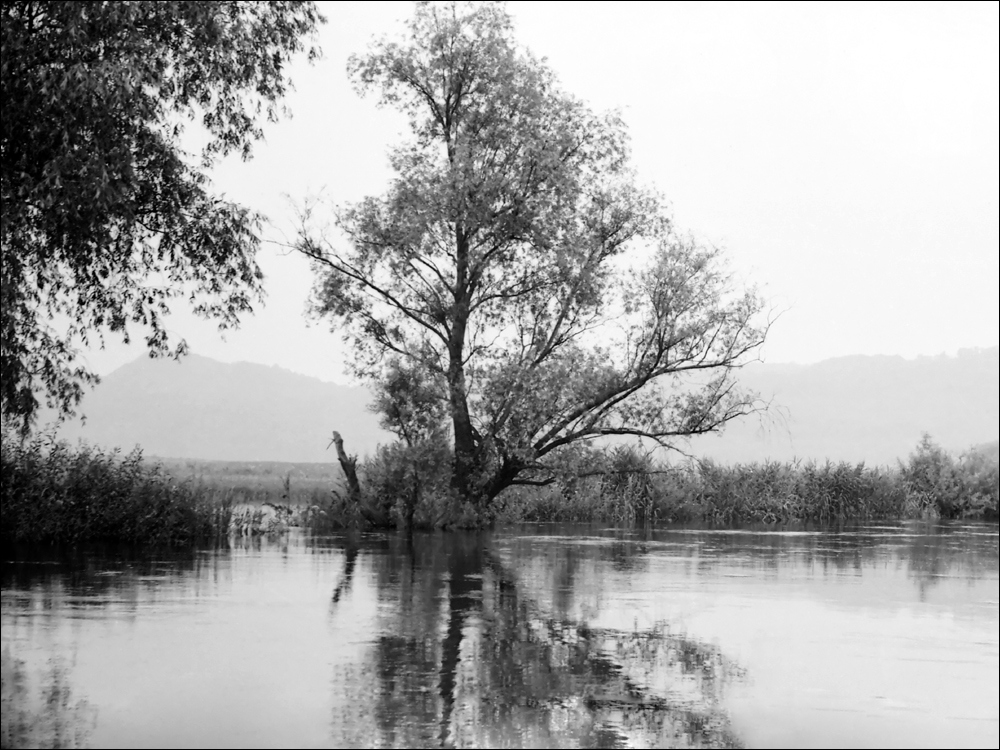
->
[[299, 2, 768, 507], [1, 1, 323, 430]]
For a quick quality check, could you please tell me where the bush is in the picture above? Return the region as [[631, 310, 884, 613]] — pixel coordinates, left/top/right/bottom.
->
[[900, 434, 999, 519], [1, 427, 228, 544], [305, 438, 456, 532], [362, 440, 455, 528], [957, 442, 999, 519]]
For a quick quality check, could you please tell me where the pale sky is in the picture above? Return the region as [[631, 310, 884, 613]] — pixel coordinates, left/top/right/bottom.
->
[[80, 1, 1000, 384]]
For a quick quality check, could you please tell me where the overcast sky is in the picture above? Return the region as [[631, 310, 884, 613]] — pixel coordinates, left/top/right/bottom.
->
[[80, 1, 1000, 384]]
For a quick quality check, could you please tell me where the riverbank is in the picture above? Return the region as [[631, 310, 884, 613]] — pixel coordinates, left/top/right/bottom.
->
[[499, 439, 999, 525], [2, 427, 996, 543]]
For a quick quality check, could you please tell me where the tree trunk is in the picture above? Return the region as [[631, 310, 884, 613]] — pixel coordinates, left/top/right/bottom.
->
[[448, 230, 478, 503], [330, 430, 361, 503], [483, 457, 521, 505], [448, 360, 477, 502]]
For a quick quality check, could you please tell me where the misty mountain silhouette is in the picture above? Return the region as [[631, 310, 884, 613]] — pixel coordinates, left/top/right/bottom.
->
[[43, 354, 392, 463], [44, 348, 998, 466], [687, 347, 999, 465]]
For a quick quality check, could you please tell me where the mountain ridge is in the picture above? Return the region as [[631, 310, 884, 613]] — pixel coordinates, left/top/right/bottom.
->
[[42, 354, 392, 463], [42, 347, 999, 466]]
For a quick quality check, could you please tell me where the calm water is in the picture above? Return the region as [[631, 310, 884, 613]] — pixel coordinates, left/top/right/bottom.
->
[[2, 523, 997, 749]]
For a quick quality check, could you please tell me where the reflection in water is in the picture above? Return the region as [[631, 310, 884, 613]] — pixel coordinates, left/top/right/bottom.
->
[[329, 532, 744, 748], [1, 648, 96, 749], [1, 523, 997, 748]]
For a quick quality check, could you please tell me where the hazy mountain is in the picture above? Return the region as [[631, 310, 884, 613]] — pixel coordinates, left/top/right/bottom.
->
[[43, 354, 393, 463], [687, 347, 999, 465], [43, 347, 998, 467]]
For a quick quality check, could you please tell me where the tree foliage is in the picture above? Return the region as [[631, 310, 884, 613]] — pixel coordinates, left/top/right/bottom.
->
[[298, 1, 768, 509], [1, 1, 323, 429]]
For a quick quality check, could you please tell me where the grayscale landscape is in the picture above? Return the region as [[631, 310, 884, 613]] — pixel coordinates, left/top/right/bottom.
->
[[3, 3, 997, 749]]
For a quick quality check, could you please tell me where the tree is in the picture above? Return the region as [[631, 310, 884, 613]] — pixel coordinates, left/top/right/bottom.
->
[[1, 1, 323, 431], [298, 1, 768, 511]]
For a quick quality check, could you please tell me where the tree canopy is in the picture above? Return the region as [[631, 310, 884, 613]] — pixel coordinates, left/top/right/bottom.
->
[[298, 1, 768, 509], [1, 1, 323, 430]]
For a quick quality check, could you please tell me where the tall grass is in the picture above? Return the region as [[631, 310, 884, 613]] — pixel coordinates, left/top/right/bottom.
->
[[7, 424, 993, 541], [899, 434, 999, 519], [497, 436, 998, 526], [1, 428, 231, 544], [303, 434, 998, 530], [692, 459, 907, 524]]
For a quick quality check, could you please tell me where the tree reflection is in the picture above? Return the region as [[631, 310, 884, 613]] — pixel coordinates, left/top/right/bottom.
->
[[1, 648, 96, 750], [330, 533, 744, 748]]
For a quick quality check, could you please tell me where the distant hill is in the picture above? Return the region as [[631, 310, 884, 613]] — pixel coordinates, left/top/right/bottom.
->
[[687, 347, 999, 465], [42, 354, 393, 463], [42, 347, 999, 467]]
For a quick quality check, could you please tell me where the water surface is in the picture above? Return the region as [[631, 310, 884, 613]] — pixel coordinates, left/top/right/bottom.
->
[[2, 522, 997, 748]]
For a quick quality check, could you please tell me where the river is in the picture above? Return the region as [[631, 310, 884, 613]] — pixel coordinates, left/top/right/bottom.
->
[[2, 522, 997, 748]]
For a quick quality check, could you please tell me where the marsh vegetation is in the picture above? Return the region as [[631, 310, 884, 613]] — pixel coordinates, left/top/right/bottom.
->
[[306, 433, 999, 531], [3, 422, 995, 545]]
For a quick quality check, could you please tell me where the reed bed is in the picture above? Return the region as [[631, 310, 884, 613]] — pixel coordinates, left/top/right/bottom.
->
[[2, 429, 215, 544], [499, 437, 998, 525], [4, 424, 995, 542], [0, 428, 321, 544], [297, 435, 998, 530]]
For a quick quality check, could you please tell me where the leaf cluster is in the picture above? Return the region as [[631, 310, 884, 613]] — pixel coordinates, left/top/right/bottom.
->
[[1, 1, 323, 428]]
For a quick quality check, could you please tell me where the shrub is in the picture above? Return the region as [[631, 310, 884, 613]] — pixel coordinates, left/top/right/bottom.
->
[[305, 438, 456, 532], [957, 442, 999, 519], [1, 426, 226, 544], [897, 434, 998, 519], [361, 440, 455, 528]]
